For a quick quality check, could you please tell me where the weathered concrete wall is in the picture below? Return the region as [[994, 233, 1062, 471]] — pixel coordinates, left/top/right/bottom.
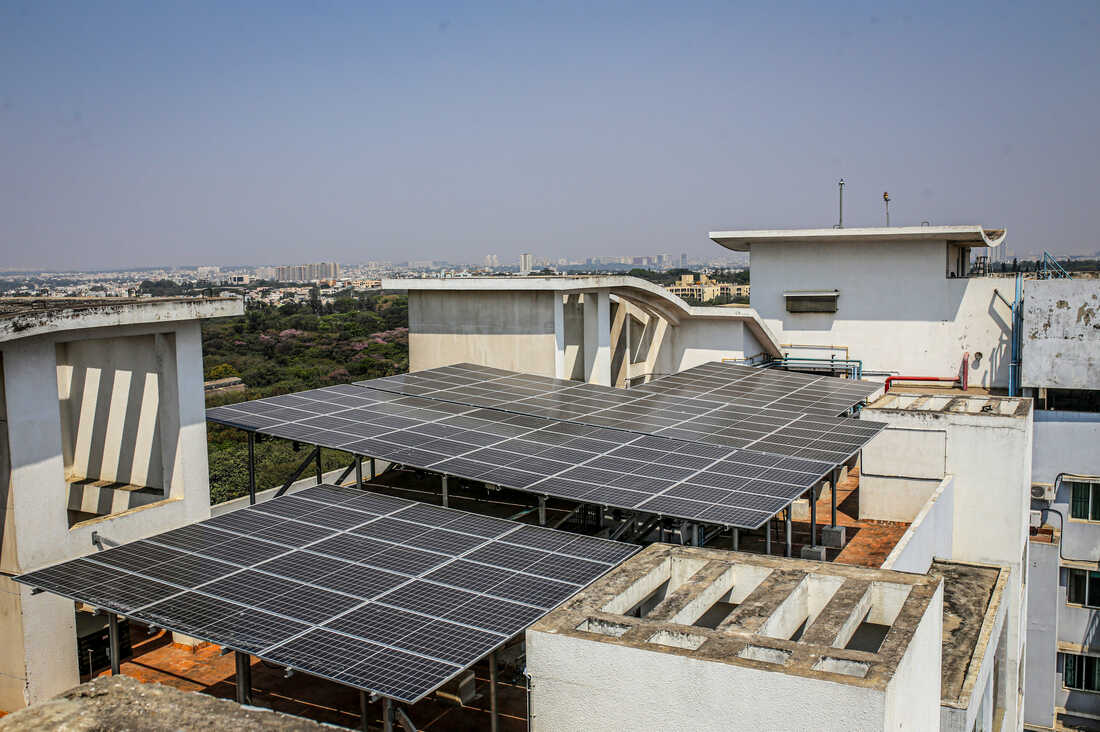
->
[[1021, 279, 1100, 390], [56, 334, 165, 488], [751, 240, 1012, 387], [1024, 538, 1059, 730], [885, 581, 945, 731], [0, 316, 215, 711], [881, 477, 955, 574], [861, 399, 1033, 732], [408, 290, 559, 375]]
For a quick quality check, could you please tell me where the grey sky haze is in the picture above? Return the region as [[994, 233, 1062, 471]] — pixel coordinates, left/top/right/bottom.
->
[[2, 1, 1098, 269]]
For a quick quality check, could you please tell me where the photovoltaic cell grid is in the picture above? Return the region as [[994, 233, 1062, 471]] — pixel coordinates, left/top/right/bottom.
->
[[360, 360, 879, 420], [353, 362, 884, 464], [207, 383, 840, 529], [14, 484, 638, 703]]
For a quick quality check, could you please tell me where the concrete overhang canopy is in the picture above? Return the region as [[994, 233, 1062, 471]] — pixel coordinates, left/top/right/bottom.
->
[[709, 225, 1007, 252], [382, 275, 783, 356], [0, 296, 244, 344]]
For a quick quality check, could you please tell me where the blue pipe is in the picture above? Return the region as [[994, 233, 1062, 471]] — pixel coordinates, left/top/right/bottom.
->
[[1009, 273, 1021, 396]]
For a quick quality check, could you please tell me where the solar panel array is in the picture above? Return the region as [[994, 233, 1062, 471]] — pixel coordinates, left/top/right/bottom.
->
[[355, 362, 883, 463], [207, 385, 836, 529], [15, 484, 638, 703]]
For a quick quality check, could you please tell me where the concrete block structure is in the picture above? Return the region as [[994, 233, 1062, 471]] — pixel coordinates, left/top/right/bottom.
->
[[862, 393, 1033, 732], [528, 545, 1008, 731], [0, 296, 241, 711], [383, 276, 782, 386]]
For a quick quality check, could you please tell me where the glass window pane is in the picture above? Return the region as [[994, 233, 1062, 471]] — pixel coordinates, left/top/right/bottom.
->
[[1091, 485, 1100, 521], [1088, 656, 1100, 692], [1072, 483, 1091, 519], [1090, 573, 1100, 608], [1066, 653, 1080, 689], [1070, 570, 1088, 604]]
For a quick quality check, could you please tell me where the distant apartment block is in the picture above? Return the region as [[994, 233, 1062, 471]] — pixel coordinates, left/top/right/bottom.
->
[[519, 253, 534, 275], [665, 272, 749, 302], [274, 262, 339, 282]]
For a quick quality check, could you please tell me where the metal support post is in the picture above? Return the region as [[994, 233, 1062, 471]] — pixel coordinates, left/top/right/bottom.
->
[[785, 508, 792, 558], [809, 487, 817, 547], [274, 446, 320, 498], [247, 432, 257, 505], [108, 612, 121, 675], [694, 523, 705, 547], [359, 690, 370, 732], [765, 520, 771, 555], [315, 447, 323, 484], [382, 697, 394, 732], [538, 496, 547, 526], [830, 467, 839, 527], [370, 458, 376, 480], [355, 456, 363, 489], [441, 476, 449, 507], [489, 650, 499, 732], [732, 528, 739, 551], [235, 651, 252, 706]]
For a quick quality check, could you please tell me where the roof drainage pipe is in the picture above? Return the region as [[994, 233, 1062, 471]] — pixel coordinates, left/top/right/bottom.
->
[[883, 353, 969, 393]]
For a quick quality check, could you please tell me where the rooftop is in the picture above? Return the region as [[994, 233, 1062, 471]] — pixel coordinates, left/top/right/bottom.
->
[[932, 559, 1007, 708], [708, 225, 1007, 252], [867, 392, 1031, 418], [530, 544, 941, 691], [0, 296, 242, 343]]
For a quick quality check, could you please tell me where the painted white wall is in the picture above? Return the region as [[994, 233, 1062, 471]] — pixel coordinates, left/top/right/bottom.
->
[[881, 477, 955, 575], [884, 581, 944, 731], [749, 240, 1012, 387], [527, 630, 898, 732]]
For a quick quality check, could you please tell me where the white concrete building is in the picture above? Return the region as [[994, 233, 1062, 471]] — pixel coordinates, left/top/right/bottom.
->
[[709, 226, 1010, 386], [382, 276, 782, 387], [0, 296, 242, 711], [528, 545, 1006, 732]]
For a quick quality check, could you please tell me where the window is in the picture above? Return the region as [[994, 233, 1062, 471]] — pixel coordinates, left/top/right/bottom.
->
[[1067, 569, 1100, 607], [1064, 653, 1100, 692], [1069, 481, 1100, 521], [784, 291, 839, 313]]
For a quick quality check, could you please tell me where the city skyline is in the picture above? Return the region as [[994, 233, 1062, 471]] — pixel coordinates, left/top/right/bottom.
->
[[3, 1, 1099, 270]]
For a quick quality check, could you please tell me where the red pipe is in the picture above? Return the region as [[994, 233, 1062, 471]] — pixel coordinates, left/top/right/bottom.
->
[[884, 353, 969, 393]]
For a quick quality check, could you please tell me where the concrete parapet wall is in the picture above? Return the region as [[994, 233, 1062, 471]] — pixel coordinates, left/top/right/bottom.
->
[[881, 476, 955, 574], [1021, 279, 1100, 390]]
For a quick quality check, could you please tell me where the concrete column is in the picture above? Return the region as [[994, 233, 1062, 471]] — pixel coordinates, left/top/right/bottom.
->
[[583, 290, 611, 386], [553, 294, 567, 379]]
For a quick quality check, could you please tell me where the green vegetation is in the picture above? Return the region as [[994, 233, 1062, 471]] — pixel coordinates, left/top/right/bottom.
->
[[204, 293, 409, 504]]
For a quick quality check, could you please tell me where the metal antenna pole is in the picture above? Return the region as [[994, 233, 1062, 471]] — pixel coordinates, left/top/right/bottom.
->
[[838, 178, 845, 228], [883, 191, 891, 227]]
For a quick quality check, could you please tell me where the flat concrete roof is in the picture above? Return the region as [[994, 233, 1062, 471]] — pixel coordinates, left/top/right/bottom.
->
[[709, 225, 1007, 252], [0, 296, 243, 343], [931, 559, 1007, 709], [866, 392, 1031, 418], [530, 544, 941, 691]]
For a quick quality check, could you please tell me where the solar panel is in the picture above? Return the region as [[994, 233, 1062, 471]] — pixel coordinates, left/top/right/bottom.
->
[[207, 382, 857, 529], [351, 362, 883, 463], [14, 484, 638, 704]]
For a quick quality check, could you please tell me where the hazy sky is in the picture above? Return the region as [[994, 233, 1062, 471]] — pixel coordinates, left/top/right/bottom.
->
[[2, 1, 1098, 270]]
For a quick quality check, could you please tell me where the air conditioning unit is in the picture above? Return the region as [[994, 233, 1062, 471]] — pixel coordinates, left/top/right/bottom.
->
[[1031, 483, 1056, 502]]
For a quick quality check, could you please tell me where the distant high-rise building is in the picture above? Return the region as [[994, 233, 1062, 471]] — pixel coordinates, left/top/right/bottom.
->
[[519, 253, 534, 275], [275, 262, 339, 282], [484, 254, 500, 268], [680, 253, 688, 268]]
